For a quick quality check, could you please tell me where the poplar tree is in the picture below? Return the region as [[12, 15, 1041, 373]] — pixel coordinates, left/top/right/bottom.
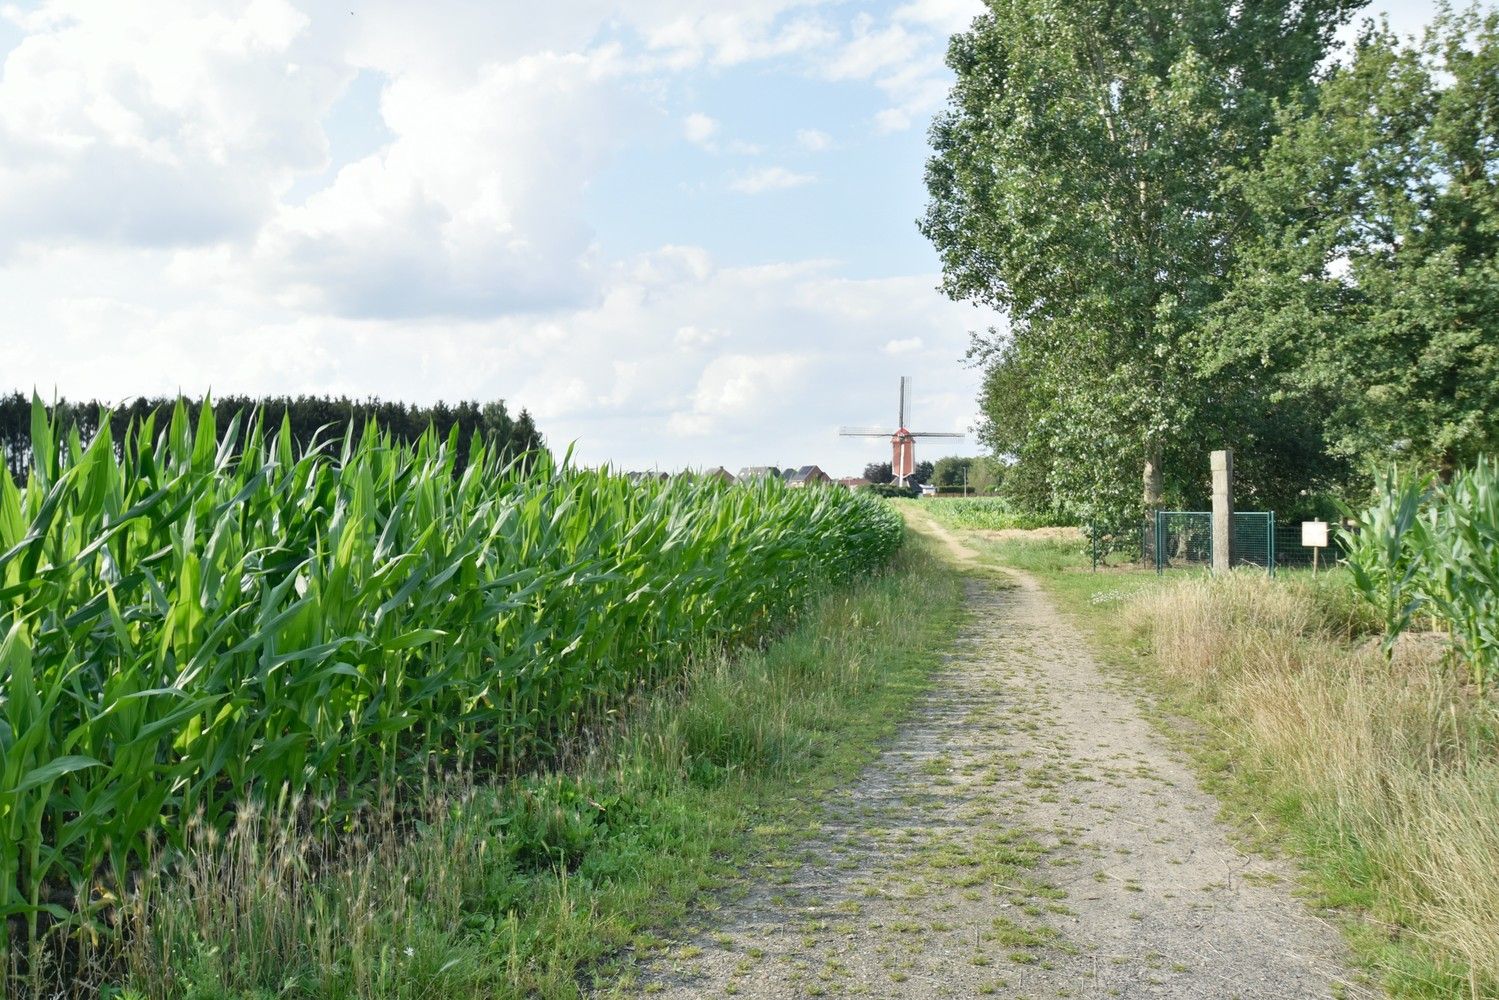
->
[[923, 0, 1363, 522]]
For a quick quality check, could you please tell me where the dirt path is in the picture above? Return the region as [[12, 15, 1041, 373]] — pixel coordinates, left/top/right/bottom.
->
[[610, 514, 1362, 999]]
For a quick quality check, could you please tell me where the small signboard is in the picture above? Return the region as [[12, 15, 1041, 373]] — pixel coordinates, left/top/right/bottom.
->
[[1302, 520, 1329, 575]]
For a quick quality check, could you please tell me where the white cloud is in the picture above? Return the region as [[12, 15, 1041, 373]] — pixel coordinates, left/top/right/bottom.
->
[[728, 165, 815, 194], [874, 108, 912, 133], [683, 111, 719, 145], [248, 47, 643, 317], [669, 352, 811, 436], [825, 18, 919, 81], [0, 0, 339, 251], [675, 324, 726, 348], [796, 127, 834, 151], [0, 0, 998, 475], [683, 113, 762, 155], [639, 5, 839, 68], [819, 2, 974, 134], [883, 336, 924, 354], [893, 0, 985, 34]]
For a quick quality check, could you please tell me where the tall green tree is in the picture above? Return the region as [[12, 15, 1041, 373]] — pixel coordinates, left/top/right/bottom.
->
[[933, 455, 974, 488], [1212, 7, 1499, 478], [923, 0, 1364, 523]]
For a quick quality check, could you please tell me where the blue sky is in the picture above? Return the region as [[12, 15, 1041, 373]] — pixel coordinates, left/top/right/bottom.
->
[[0, 0, 1447, 475]]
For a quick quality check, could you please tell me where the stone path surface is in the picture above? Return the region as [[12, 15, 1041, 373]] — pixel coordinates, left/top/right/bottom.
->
[[607, 517, 1363, 999]]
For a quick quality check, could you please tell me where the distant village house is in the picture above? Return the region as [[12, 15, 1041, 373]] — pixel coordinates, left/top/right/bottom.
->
[[783, 465, 830, 488]]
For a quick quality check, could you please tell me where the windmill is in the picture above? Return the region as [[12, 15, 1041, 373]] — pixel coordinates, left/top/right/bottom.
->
[[840, 376, 963, 486]]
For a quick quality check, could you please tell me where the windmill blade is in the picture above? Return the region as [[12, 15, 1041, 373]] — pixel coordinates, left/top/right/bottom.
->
[[908, 431, 965, 438], [839, 426, 894, 436], [898, 376, 911, 428]]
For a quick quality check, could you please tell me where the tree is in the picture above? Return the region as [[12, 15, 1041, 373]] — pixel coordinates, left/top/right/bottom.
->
[[923, 0, 1363, 523], [864, 462, 894, 484], [933, 455, 974, 489], [909, 460, 936, 486], [1212, 10, 1499, 480], [968, 455, 1006, 494]]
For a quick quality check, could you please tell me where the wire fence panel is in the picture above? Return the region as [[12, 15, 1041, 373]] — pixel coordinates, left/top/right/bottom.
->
[[1151, 511, 1213, 571], [1273, 522, 1345, 571], [1132, 510, 1276, 575], [1093, 511, 1336, 576], [1233, 511, 1274, 571]]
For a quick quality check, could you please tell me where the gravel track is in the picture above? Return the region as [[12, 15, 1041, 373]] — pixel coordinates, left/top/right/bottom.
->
[[605, 515, 1364, 999]]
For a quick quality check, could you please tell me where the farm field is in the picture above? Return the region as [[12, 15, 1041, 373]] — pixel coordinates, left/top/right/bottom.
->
[[910, 496, 1059, 533], [1, 2, 1495, 996], [0, 399, 915, 994]]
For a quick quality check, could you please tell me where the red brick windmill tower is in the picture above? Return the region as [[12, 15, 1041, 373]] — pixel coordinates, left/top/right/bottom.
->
[[840, 376, 963, 486]]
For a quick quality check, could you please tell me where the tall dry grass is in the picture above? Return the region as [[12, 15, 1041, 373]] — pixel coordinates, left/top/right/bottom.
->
[[1126, 572, 1499, 996]]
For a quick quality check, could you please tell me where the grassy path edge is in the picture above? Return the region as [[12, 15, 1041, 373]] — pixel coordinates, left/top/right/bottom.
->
[[938, 518, 1494, 999], [120, 528, 967, 999]]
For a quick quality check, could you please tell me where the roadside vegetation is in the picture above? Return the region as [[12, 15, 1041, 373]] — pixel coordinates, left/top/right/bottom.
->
[[957, 475, 1499, 997], [115, 531, 963, 999], [0, 397, 914, 996]]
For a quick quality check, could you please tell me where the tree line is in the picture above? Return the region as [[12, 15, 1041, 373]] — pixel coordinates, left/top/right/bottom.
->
[[924, 1, 1499, 525], [0, 392, 545, 483]]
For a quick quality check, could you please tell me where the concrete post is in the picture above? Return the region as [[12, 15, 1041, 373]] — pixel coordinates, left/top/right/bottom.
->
[[1211, 449, 1234, 574]]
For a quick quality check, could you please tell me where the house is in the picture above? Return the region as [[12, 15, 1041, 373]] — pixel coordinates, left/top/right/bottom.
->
[[702, 466, 736, 484], [837, 477, 870, 491], [784, 465, 831, 488]]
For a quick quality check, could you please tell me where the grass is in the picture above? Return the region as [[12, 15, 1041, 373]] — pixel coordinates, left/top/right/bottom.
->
[[104, 529, 966, 999], [967, 530, 1499, 998]]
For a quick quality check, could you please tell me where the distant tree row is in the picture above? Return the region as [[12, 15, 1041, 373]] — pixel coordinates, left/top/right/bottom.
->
[[931, 455, 1008, 493], [0, 392, 545, 483], [862, 460, 936, 485], [925, 2, 1499, 524]]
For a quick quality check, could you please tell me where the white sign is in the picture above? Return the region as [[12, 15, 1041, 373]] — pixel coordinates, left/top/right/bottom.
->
[[1302, 520, 1329, 548]]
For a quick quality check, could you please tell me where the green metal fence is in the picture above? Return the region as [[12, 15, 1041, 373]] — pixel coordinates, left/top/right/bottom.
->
[[1140, 510, 1277, 575]]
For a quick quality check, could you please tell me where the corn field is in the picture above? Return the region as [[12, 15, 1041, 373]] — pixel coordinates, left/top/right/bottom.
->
[[0, 398, 903, 973], [916, 497, 1054, 532], [1343, 458, 1499, 687]]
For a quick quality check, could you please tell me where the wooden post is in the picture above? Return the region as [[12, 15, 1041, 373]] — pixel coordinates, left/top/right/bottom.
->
[[1211, 449, 1234, 574]]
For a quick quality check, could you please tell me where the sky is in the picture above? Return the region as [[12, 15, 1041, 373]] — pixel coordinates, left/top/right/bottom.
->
[[0, 0, 1445, 476]]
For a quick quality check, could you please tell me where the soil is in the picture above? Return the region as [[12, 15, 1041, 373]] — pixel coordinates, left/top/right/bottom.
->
[[601, 513, 1366, 999]]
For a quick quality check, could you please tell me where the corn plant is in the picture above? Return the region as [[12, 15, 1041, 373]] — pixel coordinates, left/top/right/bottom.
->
[[1417, 459, 1499, 687], [0, 396, 903, 978], [1343, 459, 1499, 686], [1341, 467, 1432, 660]]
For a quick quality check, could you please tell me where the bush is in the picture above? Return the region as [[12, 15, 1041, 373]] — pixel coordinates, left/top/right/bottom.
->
[[862, 482, 920, 498]]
